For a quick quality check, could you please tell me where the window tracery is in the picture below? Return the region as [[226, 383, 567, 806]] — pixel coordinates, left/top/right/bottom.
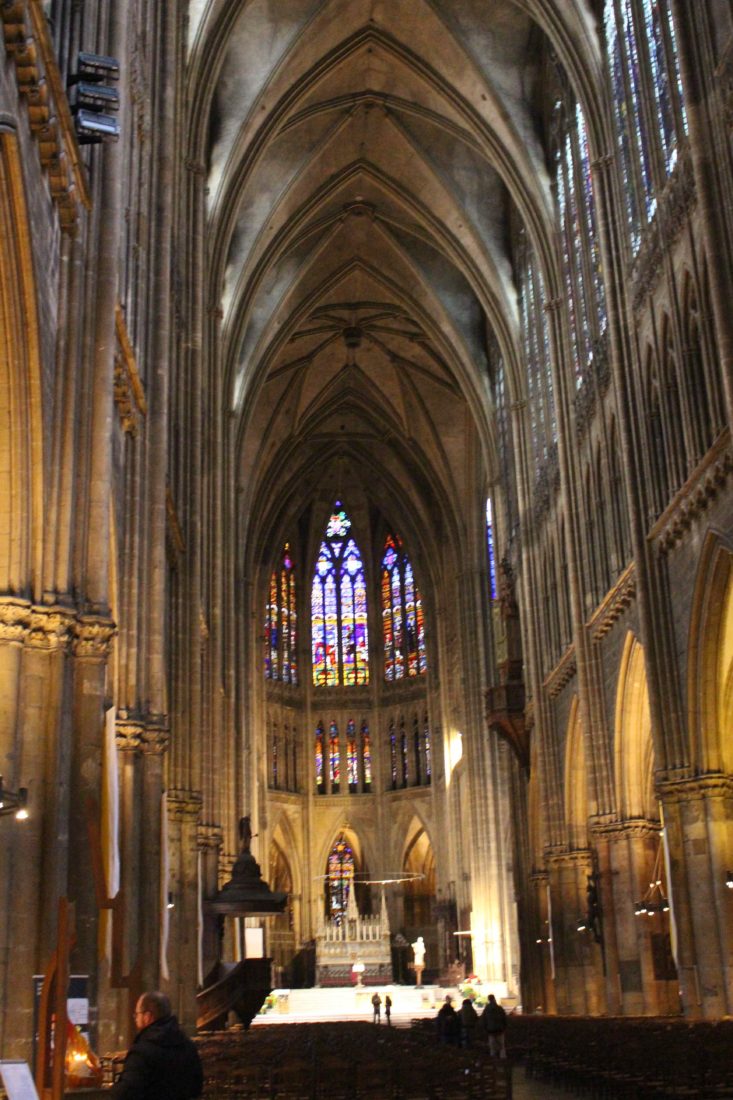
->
[[265, 542, 297, 683], [604, 0, 687, 251], [515, 224, 557, 475], [381, 533, 426, 681], [311, 503, 369, 686], [327, 836, 355, 923]]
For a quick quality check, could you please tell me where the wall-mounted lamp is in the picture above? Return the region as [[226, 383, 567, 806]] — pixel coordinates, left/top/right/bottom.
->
[[726, 872, 733, 890], [0, 776, 29, 821], [166, 892, 175, 911]]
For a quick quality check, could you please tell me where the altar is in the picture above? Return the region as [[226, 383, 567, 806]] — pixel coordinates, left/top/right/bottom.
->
[[315, 887, 392, 986]]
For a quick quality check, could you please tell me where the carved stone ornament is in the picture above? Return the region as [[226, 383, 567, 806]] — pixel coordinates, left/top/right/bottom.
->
[[167, 789, 203, 820], [651, 435, 733, 556], [72, 615, 117, 659], [197, 823, 224, 852], [140, 725, 170, 756], [588, 816, 660, 840], [0, 597, 31, 644], [26, 605, 76, 650], [544, 645, 577, 699], [116, 720, 145, 753], [657, 771, 733, 805], [588, 564, 636, 642]]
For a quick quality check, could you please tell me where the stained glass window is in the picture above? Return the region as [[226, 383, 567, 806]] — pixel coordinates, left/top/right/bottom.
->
[[265, 543, 297, 683], [381, 534, 427, 681], [400, 720, 408, 787], [389, 720, 397, 790], [486, 498, 497, 601], [311, 503, 369, 686], [516, 225, 556, 472], [315, 722, 325, 792], [327, 836, 355, 923], [604, 0, 687, 252], [271, 726, 279, 789], [424, 715, 431, 784], [361, 722, 372, 789], [329, 720, 340, 792], [347, 719, 358, 791]]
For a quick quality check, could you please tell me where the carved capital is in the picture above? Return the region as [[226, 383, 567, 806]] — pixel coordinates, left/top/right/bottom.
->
[[657, 771, 733, 804], [197, 823, 223, 852], [546, 847, 593, 870], [0, 597, 31, 644], [140, 725, 170, 756], [167, 788, 203, 820], [26, 604, 76, 650], [589, 816, 660, 840], [72, 615, 116, 659], [116, 720, 145, 753]]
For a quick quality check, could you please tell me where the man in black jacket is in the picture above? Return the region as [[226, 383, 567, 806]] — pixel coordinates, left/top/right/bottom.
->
[[111, 991, 203, 1100]]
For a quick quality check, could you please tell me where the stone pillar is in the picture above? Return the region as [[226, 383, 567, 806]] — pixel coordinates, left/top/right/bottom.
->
[[547, 850, 604, 1015], [68, 615, 115, 1045], [659, 774, 733, 1017], [198, 824, 223, 987], [0, 599, 30, 1057], [2, 607, 75, 1059], [166, 789, 202, 1030], [139, 726, 169, 992]]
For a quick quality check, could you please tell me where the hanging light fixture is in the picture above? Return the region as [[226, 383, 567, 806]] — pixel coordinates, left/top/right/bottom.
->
[[634, 841, 669, 917], [0, 776, 29, 820]]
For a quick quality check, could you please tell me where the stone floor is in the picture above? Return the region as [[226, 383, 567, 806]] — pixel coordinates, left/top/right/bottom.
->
[[512, 1066, 586, 1099]]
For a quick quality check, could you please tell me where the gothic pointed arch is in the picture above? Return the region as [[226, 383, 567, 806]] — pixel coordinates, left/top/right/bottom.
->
[[381, 532, 427, 681], [614, 632, 656, 820], [564, 696, 588, 850], [0, 127, 43, 595], [265, 541, 298, 683], [402, 816, 436, 933], [687, 533, 733, 772]]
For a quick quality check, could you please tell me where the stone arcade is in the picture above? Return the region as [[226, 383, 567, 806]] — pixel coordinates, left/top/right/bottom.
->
[[1, 0, 733, 1066]]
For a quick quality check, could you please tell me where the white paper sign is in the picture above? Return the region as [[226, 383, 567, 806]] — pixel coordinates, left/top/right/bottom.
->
[[0, 1061, 39, 1100]]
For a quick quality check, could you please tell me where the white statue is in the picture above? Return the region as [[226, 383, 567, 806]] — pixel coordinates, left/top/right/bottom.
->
[[411, 935, 426, 967]]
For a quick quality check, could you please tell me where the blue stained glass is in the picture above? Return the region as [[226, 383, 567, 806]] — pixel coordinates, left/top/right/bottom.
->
[[486, 498, 497, 601]]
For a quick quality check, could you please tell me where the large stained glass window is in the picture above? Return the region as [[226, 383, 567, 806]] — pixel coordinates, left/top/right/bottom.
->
[[265, 543, 297, 683], [604, 0, 687, 251], [389, 720, 397, 790], [554, 93, 607, 389], [311, 503, 369, 686], [515, 223, 556, 473], [346, 720, 358, 791], [327, 835, 355, 923], [381, 534, 427, 681]]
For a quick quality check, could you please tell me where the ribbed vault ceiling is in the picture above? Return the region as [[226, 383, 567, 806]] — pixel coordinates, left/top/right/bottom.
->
[[187, 0, 602, 557]]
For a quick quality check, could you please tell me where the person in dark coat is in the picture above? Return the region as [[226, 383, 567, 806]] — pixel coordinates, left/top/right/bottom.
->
[[384, 994, 392, 1025], [481, 993, 508, 1058], [459, 998, 479, 1048], [436, 995, 460, 1046], [111, 991, 203, 1100]]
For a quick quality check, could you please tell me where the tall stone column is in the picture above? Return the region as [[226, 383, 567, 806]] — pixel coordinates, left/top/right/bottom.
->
[[68, 616, 115, 1043], [166, 789, 202, 1030], [659, 775, 733, 1017], [198, 825, 223, 987], [0, 599, 31, 1057], [547, 850, 604, 1014], [139, 727, 169, 992], [2, 607, 75, 1059]]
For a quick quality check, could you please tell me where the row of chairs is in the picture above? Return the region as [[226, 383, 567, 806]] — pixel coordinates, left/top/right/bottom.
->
[[197, 1021, 512, 1100], [510, 1014, 733, 1099]]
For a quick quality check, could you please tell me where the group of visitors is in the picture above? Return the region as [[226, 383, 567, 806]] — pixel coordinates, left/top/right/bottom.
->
[[436, 993, 507, 1056], [371, 991, 393, 1024]]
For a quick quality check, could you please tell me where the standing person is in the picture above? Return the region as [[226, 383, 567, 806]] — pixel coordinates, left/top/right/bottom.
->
[[481, 993, 508, 1058], [459, 998, 479, 1048], [436, 995, 459, 1046], [111, 991, 203, 1099], [384, 994, 392, 1026], [371, 991, 382, 1023]]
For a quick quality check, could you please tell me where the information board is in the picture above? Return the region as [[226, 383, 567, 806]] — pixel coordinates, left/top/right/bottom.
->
[[0, 1061, 39, 1100]]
